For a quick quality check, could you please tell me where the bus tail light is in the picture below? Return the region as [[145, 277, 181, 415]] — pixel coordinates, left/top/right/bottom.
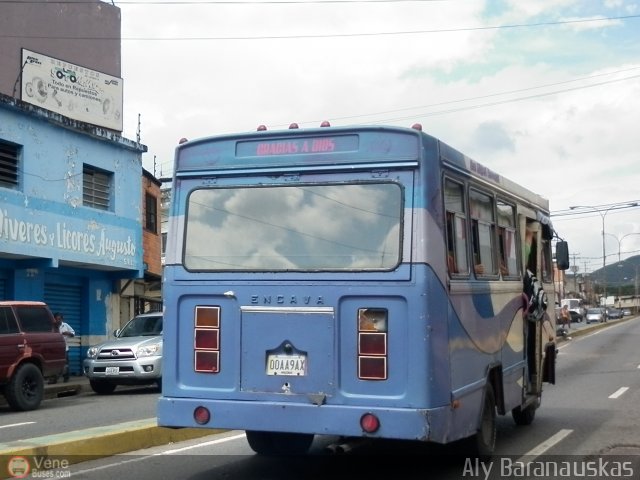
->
[[194, 406, 211, 425], [360, 413, 380, 433], [357, 308, 388, 380], [194, 306, 221, 373]]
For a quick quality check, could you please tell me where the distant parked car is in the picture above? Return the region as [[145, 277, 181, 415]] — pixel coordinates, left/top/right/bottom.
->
[[606, 307, 623, 320], [585, 308, 605, 324], [622, 308, 632, 316], [83, 312, 162, 394]]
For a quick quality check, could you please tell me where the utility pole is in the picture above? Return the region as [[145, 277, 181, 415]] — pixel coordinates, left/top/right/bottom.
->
[[570, 252, 580, 296]]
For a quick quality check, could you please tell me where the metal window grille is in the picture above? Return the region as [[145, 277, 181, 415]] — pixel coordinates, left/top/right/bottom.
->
[[83, 165, 111, 210], [0, 141, 19, 188]]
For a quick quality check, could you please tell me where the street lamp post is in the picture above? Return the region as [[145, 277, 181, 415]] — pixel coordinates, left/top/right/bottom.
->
[[569, 202, 639, 308], [604, 232, 640, 308]]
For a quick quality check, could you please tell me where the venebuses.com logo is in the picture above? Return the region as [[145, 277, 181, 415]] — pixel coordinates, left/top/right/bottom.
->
[[5, 455, 71, 478]]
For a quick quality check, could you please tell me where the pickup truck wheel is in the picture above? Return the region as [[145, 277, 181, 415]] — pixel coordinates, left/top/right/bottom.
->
[[5, 363, 44, 411], [89, 379, 117, 395]]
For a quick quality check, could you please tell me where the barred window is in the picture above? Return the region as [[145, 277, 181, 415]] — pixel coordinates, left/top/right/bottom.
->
[[83, 165, 111, 210], [145, 193, 158, 233], [0, 141, 20, 188]]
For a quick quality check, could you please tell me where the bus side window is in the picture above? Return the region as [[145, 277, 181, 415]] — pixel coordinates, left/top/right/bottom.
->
[[469, 189, 496, 276], [444, 179, 469, 275], [525, 226, 537, 275], [497, 201, 517, 278]]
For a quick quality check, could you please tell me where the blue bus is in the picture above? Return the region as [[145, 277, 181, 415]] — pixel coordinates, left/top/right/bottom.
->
[[157, 123, 569, 456]]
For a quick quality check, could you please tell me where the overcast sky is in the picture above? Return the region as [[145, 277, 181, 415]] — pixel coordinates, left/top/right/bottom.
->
[[117, 0, 640, 275]]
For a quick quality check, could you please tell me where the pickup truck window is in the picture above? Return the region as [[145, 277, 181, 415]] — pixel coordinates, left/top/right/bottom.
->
[[16, 306, 54, 332], [0, 307, 19, 334]]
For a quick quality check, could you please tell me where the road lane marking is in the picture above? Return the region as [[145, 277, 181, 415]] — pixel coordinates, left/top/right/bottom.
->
[[160, 432, 246, 454], [609, 387, 629, 399], [0, 422, 35, 430], [73, 431, 247, 476], [517, 428, 573, 461]]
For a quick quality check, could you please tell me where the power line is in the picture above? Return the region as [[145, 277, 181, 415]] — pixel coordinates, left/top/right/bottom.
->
[[283, 66, 640, 126], [1, 13, 639, 41]]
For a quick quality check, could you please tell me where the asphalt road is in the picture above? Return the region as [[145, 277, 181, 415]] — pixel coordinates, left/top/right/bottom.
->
[[1, 314, 637, 479]]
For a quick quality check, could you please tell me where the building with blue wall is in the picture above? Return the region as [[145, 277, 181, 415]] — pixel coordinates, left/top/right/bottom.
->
[[0, 93, 147, 374]]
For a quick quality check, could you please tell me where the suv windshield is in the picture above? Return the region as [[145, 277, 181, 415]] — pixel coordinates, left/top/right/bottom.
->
[[119, 315, 162, 337]]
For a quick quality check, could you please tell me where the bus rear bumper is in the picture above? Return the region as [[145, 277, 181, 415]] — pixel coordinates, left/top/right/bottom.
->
[[157, 396, 453, 442]]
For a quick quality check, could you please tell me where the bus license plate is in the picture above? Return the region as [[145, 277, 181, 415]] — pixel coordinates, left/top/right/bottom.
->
[[105, 367, 119, 375], [266, 354, 307, 376]]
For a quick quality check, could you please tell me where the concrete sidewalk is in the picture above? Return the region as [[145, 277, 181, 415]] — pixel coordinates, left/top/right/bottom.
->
[[555, 311, 636, 343]]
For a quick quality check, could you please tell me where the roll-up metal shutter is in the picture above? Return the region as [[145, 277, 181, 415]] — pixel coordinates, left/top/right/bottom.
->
[[45, 283, 83, 375]]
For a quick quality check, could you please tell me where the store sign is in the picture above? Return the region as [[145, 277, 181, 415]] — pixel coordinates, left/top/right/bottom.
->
[[20, 49, 123, 131], [0, 205, 140, 270]]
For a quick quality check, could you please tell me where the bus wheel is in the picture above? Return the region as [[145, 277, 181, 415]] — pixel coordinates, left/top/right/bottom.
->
[[245, 431, 314, 456], [512, 404, 536, 426], [89, 379, 117, 395], [462, 384, 496, 459]]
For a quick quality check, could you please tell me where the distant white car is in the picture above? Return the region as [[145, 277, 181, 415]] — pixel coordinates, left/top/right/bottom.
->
[[83, 312, 162, 394], [622, 308, 632, 316], [585, 308, 605, 324]]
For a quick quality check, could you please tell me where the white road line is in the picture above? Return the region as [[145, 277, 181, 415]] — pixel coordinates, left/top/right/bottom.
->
[[160, 432, 246, 454], [609, 387, 629, 399], [517, 428, 573, 461], [72, 432, 246, 476], [0, 421, 36, 430]]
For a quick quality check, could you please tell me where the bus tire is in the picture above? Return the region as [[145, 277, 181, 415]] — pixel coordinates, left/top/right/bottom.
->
[[5, 363, 44, 411], [512, 404, 536, 426], [462, 384, 496, 459], [89, 379, 117, 395], [245, 430, 314, 456]]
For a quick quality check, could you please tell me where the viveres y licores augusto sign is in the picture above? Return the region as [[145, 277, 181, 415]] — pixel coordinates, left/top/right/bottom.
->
[[0, 207, 139, 269]]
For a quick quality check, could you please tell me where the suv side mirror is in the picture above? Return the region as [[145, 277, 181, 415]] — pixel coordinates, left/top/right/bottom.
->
[[555, 241, 570, 270]]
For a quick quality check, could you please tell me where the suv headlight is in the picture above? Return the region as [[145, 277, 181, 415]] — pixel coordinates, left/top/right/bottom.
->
[[86, 346, 99, 358], [136, 342, 162, 358]]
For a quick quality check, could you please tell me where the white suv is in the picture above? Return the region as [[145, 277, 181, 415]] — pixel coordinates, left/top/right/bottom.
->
[[83, 312, 162, 394]]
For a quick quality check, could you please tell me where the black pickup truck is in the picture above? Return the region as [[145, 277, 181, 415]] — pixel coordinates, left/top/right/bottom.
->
[[0, 301, 66, 411]]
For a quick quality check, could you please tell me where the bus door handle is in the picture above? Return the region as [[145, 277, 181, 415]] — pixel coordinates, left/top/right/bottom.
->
[[224, 290, 236, 298]]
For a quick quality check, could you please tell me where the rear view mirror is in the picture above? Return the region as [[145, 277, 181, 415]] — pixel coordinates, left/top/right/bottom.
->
[[555, 241, 570, 270]]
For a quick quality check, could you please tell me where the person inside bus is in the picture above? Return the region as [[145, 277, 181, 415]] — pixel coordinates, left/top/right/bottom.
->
[[525, 228, 536, 274]]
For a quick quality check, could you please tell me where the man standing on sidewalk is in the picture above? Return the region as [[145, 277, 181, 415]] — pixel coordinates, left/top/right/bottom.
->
[[560, 305, 571, 330], [54, 312, 75, 382]]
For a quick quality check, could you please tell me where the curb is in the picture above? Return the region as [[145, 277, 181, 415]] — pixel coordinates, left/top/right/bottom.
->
[[557, 314, 635, 343], [0, 418, 221, 462]]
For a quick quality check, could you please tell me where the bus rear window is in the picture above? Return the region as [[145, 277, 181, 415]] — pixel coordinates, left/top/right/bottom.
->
[[183, 183, 402, 271]]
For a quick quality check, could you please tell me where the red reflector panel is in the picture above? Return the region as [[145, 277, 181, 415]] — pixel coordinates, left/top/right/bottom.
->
[[195, 328, 219, 350], [360, 413, 380, 433], [357, 308, 388, 380], [358, 356, 387, 380], [359, 332, 387, 355], [194, 306, 221, 374], [195, 351, 219, 373], [196, 306, 220, 328]]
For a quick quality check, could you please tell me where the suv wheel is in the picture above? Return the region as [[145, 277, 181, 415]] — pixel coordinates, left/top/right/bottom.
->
[[90, 379, 117, 395], [5, 363, 45, 411]]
